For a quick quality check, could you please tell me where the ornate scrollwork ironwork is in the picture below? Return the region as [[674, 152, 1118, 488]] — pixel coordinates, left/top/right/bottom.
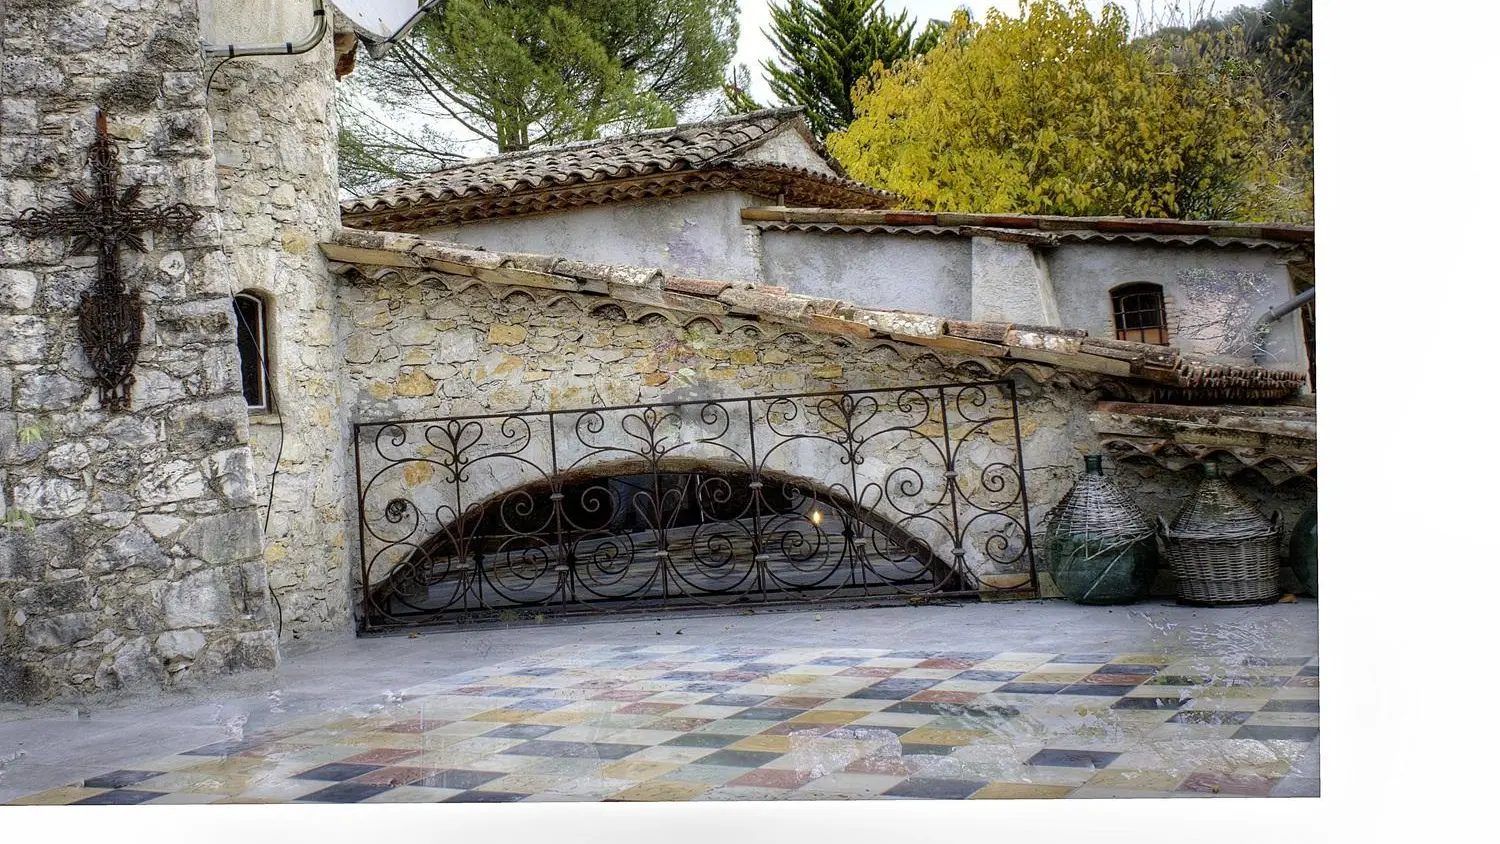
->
[[353, 380, 1036, 631], [2, 110, 202, 410]]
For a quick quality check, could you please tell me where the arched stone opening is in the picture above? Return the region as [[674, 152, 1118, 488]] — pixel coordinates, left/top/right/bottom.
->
[[367, 456, 961, 626]]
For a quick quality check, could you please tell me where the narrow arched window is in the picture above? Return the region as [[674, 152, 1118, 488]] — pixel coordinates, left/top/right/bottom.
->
[[233, 291, 271, 411], [1111, 283, 1169, 345]]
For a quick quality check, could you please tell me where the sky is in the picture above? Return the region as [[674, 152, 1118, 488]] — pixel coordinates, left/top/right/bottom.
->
[[729, 0, 1228, 104]]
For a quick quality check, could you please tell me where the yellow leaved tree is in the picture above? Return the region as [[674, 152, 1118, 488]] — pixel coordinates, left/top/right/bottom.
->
[[826, 0, 1311, 222]]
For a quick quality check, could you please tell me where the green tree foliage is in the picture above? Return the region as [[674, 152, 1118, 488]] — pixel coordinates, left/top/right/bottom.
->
[[827, 0, 1309, 222], [1154, 0, 1312, 141], [761, 0, 949, 135], [339, 0, 738, 194]]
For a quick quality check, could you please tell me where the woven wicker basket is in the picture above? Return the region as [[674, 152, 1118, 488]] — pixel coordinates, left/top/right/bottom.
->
[[1157, 462, 1281, 605]]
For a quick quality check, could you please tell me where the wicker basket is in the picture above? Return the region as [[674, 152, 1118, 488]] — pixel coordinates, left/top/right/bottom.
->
[[1157, 462, 1281, 605]]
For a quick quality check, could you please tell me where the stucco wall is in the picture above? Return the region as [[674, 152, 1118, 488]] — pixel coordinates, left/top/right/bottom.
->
[[201, 0, 353, 639], [428, 191, 768, 284], [1046, 243, 1307, 371], [760, 231, 973, 319], [971, 237, 1060, 325], [1, 0, 276, 702]]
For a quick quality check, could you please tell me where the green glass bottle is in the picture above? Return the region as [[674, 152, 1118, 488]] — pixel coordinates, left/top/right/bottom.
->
[[1043, 455, 1158, 605], [1289, 504, 1317, 596]]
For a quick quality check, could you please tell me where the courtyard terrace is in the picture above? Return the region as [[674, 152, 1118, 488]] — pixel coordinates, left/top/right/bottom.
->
[[0, 600, 1317, 804]]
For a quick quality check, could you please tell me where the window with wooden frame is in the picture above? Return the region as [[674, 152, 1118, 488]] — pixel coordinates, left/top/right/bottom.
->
[[233, 291, 271, 411], [1111, 283, 1169, 345]]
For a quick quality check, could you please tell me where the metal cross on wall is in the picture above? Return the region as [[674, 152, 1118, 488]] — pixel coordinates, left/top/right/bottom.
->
[[4, 110, 202, 410]]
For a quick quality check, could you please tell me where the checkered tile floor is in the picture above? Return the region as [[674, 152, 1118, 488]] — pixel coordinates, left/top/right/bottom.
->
[[8, 644, 1318, 803]]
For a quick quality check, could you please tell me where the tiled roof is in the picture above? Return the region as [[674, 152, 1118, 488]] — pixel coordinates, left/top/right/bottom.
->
[[321, 229, 1309, 405], [341, 108, 894, 231], [1091, 401, 1317, 483], [741, 207, 1314, 249]]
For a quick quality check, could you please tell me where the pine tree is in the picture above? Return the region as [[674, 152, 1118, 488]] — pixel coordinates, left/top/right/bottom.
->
[[762, 0, 947, 137]]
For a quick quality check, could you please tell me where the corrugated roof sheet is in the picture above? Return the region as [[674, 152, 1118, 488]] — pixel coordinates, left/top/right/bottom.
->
[[742, 207, 1314, 248]]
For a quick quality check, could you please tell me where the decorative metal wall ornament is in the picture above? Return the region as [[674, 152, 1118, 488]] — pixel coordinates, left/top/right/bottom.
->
[[353, 381, 1036, 632], [4, 110, 201, 410]]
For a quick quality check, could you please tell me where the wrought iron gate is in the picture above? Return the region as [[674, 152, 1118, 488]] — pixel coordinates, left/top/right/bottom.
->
[[353, 380, 1035, 632]]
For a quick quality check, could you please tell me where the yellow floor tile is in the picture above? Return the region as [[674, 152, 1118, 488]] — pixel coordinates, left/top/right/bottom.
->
[[466, 708, 536, 723], [899, 728, 989, 746], [179, 756, 276, 776], [1085, 768, 1185, 791], [763, 673, 821, 685], [1015, 671, 1092, 683], [729, 734, 793, 753], [477, 774, 568, 795], [597, 760, 684, 781], [342, 732, 430, 750], [789, 709, 867, 725], [1111, 654, 1175, 665], [521, 710, 593, 726], [610, 780, 711, 801], [7, 786, 110, 805], [1248, 712, 1320, 727], [970, 782, 1075, 799]]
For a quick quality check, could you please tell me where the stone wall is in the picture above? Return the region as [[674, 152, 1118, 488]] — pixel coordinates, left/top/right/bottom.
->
[[1, 0, 275, 703], [325, 270, 1315, 616], [334, 271, 1105, 607], [201, 1, 351, 639]]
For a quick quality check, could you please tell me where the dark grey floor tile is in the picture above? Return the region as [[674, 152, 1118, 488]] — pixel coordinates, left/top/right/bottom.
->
[[292, 762, 384, 782], [500, 740, 646, 759], [72, 789, 167, 805], [882, 778, 986, 799], [295, 783, 395, 803], [1166, 710, 1254, 725], [662, 733, 743, 748], [1234, 725, 1320, 742], [693, 749, 784, 768], [411, 769, 505, 790], [81, 770, 164, 789], [1024, 748, 1121, 769]]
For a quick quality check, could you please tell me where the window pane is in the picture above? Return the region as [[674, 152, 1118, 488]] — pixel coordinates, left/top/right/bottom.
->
[[233, 295, 266, 409], [1111, 285, 1168, 345]]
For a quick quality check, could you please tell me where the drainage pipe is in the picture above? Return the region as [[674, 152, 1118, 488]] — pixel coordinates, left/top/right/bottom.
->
[[1257, 287, 1316, 326], [202, 0, 328, 58]]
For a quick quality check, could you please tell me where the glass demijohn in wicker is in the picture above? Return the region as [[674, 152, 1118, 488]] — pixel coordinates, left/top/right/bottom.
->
[[1157, 462, 1282, 605], [1289, 503, 1317, 596], [1043, 456, 1158, 605]]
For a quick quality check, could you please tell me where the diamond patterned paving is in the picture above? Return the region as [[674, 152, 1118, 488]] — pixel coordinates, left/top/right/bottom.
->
[[6, 644, 1317, 803]]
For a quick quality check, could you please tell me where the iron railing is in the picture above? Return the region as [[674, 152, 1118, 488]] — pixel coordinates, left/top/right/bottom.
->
[[353, 380, 1034, 631]]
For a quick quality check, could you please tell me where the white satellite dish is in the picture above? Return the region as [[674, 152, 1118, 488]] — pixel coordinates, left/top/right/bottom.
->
[[326, 0, 435, 42]]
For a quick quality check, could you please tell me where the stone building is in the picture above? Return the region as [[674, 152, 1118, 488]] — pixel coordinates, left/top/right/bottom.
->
[[1, 0, 1315, 703]]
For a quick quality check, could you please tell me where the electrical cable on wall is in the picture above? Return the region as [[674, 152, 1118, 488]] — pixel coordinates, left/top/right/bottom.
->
[[233, 299, 287, 638]]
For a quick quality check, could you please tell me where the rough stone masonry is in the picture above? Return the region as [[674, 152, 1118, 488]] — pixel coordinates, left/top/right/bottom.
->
[[1, 0, 276, 703]]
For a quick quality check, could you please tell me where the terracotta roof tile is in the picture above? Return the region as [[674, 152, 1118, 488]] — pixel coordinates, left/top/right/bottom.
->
[[342, 109, 894, 231]]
